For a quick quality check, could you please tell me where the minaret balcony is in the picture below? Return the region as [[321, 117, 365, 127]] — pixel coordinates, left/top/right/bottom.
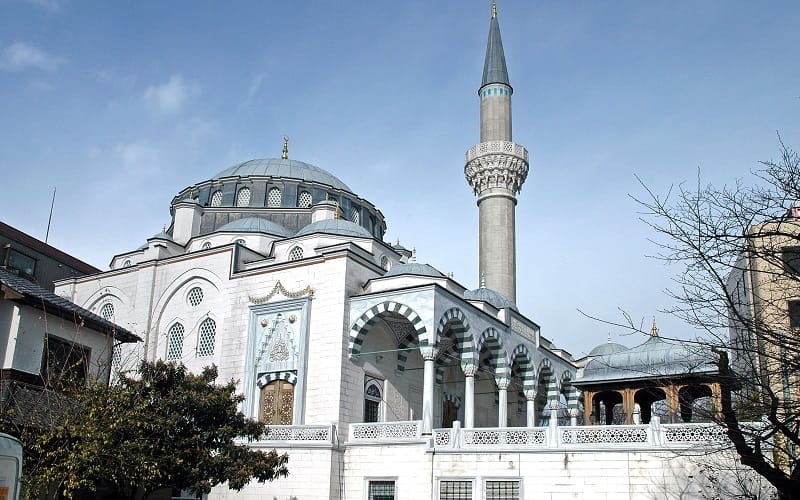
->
[[464, 140, 529, 195]]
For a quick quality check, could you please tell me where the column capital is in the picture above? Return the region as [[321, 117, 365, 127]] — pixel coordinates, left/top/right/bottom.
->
[[523, 390, 536, 401], [495, 377, 510, 390], [420, 345, 439, 361], [568, 408, 580, 418], [462, 363, 478, 377]]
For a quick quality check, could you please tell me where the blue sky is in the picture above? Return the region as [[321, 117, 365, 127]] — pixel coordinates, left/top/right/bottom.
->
[[1, 0, 798, 357]]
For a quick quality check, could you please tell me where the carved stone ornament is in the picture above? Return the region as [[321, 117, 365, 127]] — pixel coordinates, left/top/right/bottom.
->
[[249, 280, 314, 303], [464, 140, 529, 195]]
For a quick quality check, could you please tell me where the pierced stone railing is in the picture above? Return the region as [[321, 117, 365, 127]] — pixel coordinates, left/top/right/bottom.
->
[[560, 425, 650, 446], [465, 140, 528, 163], [257, 425, 334, 446], [462, 428, 548, 449], [349, 420, 422, 442], [662, 423, 728, 444]]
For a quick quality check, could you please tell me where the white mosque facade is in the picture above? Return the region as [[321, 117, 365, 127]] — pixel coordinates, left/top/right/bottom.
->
[[54, 6, 766, 499]]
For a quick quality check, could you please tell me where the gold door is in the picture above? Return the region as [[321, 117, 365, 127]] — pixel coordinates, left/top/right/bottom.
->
[[259, 380, 294, 425]]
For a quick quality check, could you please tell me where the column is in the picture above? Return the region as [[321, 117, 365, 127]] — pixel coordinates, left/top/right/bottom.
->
[[666, 386, 679, 424], [710, 383, 723, 421], [549, 400, 559, 429], [420, 346, 439, 434], [622, 389, 634, 425], [463, 364, 477, 428], [524, 390, 536, 427], [569, 408, 580, 427], [497, 378, 509, 428], [583, 391, 594, 425]]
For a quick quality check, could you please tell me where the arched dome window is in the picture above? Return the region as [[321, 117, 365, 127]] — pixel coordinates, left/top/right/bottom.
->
[[166, 322, 185, 361], [201, 241, 212, 250], [235, 239, 246, 247], [99, 303, 114, 321], [288, 246, 304, 261], [380, 255, 390, 271], [267, 187, 282, 207], [209, 190, 223, 207], [197, 317, 216, 357], [236, 187, 251, 207], [122, 259, 131, 268], [297, 190, 312, 208], [187, 287, 203, 307], [351, 208, 360, 224], [364, 379, 383, 423]]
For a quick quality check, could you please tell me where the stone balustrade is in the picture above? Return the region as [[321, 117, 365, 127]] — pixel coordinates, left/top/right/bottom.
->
[[349, 420, 422, 443], [253, 424, 335, 447]]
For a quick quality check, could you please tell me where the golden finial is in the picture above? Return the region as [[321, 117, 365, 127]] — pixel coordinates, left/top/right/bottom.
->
[[281, 136, 289, 160], [491, 1, 497, 19], [650, 317, 659, 337], [411, 248, 417, 262], [334, 200, 340, 220]]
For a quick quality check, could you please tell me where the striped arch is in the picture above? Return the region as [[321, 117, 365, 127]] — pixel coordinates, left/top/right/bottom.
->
[[538, 358, 559, 404], [560, 370, 579, 411], [477, 328, 509, 379], [349, 301, 428, 360], [256, 370, 297, 388], [436, 307, 472, 352], [509, 344, 536, 392]]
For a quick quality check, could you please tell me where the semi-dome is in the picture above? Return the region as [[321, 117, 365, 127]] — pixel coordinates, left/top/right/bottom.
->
[[213, 158, 352, 192], [464, 287, 517, 311], [588, 342, 628, 357], [384, 262, 445, 278], [295, 219, 372, 239], [215, 217, 294, 237]]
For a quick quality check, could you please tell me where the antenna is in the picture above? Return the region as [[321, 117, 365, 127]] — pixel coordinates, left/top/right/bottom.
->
[[45, 187, 56, 243]]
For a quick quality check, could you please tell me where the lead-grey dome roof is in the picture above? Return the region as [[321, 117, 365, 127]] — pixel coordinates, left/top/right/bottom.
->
[[588, 342, 628, 357], [295, 219, 372, 238], [216, 217, 294, 237], [384, 262, 445, 278], [464, 287, 517, 311], [213, 158, 352, 192]]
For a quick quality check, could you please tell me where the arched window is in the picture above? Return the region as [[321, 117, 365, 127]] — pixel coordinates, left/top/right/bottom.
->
[[197, 318, 216, 357], [122, 259, 132, 268], [166, 323, 184, 361], [380, 255, 390, 271], [236, 187, 251, 207], [267, 187, 282, 207], [297, 190, 312, 208], [288, 246, 304, 261], [209, 190, 223, 207], [351, 207, 360, 224], [235, 239, 246, 247], [201, 241, 212, 250], [99, 303, 114, 321], [187, 287, 203, 307], [364, 379, 383, 423], [111, 344, 122, 368]]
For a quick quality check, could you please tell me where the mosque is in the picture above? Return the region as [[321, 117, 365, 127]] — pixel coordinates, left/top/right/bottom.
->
[[53, 4, 762, 499]]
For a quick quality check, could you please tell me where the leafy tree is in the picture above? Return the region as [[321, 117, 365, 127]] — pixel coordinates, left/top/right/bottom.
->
[[630, 140, 800, 498], [16, 360, 288, 499]]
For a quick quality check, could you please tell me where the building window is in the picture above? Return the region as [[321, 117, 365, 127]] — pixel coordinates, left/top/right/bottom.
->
[[236, 239, 246, 247], [201, 241, 212, 250], [783, 247, 800, 275], [288, 246, 304, 261], [122, 259, 132, 268], [297, 190, 312, 208], [380, 255, 389, 271], [368, 481, 395, 500], [166, 323, 185, 361], [41, 336, 89, 390], [187, 287, 204, 307], [789, 301, 800, 328], [364, 379, 383, 423], [112, 343, 122, 368], [99, 303, 115, 321], [236, 187, 251, 207], [209, 190, 223, 207], [439, 480, 472, 500], [485, 480, 520, 500], [351, 207, 360, 224], [197, 318, 216, 357], [6, 248, 36, 278], [267, 187, 282, 207]]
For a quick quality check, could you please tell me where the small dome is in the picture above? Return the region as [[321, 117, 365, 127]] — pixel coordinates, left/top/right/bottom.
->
[[216, 217, 294, 237], [148, 231, 173, 241], [588, 342, 628, 357], [384, 262, 445, 278], [213, 158, 352, 192], [295, 219, 373, 239], [464, 287, 517, 311]]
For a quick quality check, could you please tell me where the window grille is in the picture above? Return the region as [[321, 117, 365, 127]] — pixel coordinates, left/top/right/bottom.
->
[[364, 380, 382, 423], [351, 208, 360, 224], [99, 303, 115, 321], [187, 287, 203, 307], [201, 242, 212, 250], [267, 187, 282, 207], [368, 481, 395, 500], [297, 190, 312, 208], [485, 480, 519, 500], [440, 480, 472, 500], [112, 344, 122, 368], [236, 187, 251, 207], [197, 318, 216, 357], [166, 323, 184, 361], [288, 246, 304, 261], [209, 190, 223, 207]]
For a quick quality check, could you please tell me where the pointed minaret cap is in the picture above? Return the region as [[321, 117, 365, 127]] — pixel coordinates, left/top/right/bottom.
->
[[650, 317, 659, 337], [281, 136, 289, 160], [481, 1, 510, 89], [480, 273, 486, 288]]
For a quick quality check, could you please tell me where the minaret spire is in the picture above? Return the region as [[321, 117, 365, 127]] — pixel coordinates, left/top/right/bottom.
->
[[464, 5, 530, 303]]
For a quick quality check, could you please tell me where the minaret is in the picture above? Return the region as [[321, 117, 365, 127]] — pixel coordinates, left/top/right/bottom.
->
[[464, 2, 529, 303]]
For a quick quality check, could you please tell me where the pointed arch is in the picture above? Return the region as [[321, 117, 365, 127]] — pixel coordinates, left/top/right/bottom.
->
[[349, 301, 428, 359], [509, 344, 536, 392], [538, 358, 559, 403], [560, 370, 579, 412], [477, 327, 509, 378]]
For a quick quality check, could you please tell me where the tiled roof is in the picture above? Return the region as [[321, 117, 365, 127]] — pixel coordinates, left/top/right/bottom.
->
[[0, 268, 139, 343]]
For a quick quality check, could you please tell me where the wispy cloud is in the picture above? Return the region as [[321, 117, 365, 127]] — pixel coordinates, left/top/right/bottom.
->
[[143, 75, 199, 115], [0, 41, 64, 72]]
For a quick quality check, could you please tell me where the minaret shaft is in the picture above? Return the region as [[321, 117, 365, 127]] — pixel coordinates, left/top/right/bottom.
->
[[480, 89, 512, 142]]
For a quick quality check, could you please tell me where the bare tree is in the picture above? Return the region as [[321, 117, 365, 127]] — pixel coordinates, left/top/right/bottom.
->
[[629, 140, 800, 498]]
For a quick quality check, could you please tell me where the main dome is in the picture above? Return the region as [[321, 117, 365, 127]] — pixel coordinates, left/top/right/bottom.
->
[[213, 158, 352, 192]]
